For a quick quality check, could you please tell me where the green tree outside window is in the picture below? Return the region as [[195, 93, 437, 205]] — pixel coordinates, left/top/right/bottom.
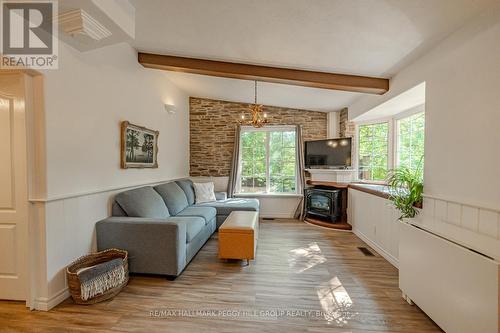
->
[[397, 112, 425, 172], [239, 129, 296, 193], [358, 122, 389, 181]]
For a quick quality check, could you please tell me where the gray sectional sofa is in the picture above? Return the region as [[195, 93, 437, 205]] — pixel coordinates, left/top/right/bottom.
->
[[96, 179, 259, 277]]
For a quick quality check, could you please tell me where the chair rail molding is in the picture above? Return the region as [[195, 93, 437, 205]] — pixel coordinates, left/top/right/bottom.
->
[[416, 194, 500, 261], [28, 177, 187, 203]]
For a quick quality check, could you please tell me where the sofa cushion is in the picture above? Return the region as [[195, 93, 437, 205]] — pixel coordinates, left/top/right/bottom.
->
[[193, 182, 217, 204], [175, 179, 195, 205], [177, 206, 217, 224], [166, 216, 205, 243], [115, 187, 170, 219], [154, 182, 189, 216], [111, 202, 127, 217], [215, 192, 227, 201], [196, 198, 259, 216]]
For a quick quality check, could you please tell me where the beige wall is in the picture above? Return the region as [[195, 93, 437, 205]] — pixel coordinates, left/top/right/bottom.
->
[[189, 97, 327, 177]]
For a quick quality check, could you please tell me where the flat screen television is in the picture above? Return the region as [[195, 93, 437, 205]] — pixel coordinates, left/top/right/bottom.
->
[[305, 138, 352, 169]]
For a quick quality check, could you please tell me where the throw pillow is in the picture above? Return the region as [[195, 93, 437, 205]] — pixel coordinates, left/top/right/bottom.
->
[[193, 182, 217, 204]]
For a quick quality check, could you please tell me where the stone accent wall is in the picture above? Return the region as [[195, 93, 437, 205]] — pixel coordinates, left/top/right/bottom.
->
[[339, 107, 355, 138], [339, 107, 357, 171], [190, 97, 327, 177]]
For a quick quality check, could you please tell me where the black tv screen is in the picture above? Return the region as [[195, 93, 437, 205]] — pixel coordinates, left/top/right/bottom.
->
[[305, 138, 352, 168]]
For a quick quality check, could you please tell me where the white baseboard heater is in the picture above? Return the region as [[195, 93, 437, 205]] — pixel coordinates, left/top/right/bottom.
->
[[399, 223, 499, 333]]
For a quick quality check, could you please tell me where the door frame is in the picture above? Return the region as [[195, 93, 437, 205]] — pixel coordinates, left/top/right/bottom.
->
[[0, 70, 46, 309]]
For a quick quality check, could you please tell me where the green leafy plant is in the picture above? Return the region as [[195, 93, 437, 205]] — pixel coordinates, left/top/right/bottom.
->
[[387, 163, 423, 221]]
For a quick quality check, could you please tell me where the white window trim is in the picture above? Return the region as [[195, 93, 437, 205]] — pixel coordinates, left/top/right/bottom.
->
[[393, 105, 425, 169], [354, 118, 394, 181], [240, 125, 296, 132], [233, 193, 303, 198], [236, 125, 298, 195], [355, 104, 425, 182]]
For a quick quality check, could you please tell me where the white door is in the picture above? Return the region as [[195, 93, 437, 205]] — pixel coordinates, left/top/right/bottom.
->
[[0, 73, 28, 300]]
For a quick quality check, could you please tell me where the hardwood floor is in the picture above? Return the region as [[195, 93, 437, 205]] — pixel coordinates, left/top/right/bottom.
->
[[0, 219, 441, 332]]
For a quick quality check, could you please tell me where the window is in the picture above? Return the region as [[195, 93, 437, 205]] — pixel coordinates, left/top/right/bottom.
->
[[238, 127, 297, 194], [358, 122, 389, 181], [396, 112, 425, 171], [356, 108, 425, 183]]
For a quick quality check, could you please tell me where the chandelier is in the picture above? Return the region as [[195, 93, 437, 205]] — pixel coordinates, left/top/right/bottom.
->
[[238, 81, 269, 128]]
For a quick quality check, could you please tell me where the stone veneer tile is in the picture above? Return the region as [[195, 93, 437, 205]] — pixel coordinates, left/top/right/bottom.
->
[[189, 97, 327, 177], [339, 108, 355, 138]]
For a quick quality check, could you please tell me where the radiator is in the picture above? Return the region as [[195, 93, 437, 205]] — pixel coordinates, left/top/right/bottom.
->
[[399, 223, 499, 333]]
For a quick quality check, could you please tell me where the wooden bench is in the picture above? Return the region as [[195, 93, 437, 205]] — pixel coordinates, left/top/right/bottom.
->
[[218, 211, 259, 264]]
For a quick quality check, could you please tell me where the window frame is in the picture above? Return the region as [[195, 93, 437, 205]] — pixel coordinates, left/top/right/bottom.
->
[[356, 118, 393, 182], [394, 107, 425, 170], [236, 125, 298, 195], [355, 105, 425, 183]]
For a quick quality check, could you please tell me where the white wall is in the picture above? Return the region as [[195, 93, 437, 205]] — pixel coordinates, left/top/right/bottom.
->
[[348, 7, 500, 260], [327, 111, 339, 138], [350, 8, 500, 210], [33, 41, 190, 309], [250, 195, 301, 219], [43, 43, 189, 198]]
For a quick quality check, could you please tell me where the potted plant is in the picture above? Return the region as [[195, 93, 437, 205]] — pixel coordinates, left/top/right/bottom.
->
[[386, 163, 423, 221]]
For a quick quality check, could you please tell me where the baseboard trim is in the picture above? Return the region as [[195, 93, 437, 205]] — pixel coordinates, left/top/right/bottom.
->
[[34, 287, 70, 311], [353, 228, 399, 268], [260, 213, 295, 219]]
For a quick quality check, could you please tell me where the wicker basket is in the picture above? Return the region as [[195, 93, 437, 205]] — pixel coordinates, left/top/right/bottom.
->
[[66, 248, 129, 305]]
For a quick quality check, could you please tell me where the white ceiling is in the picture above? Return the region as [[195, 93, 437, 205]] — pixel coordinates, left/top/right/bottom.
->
[[353, 82, 426, 122], [131, 0, 494, 111], [157, 71, 360, 111]]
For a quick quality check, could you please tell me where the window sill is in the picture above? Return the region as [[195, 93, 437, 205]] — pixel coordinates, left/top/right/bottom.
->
[[349, 183, 423, 209], [349, 183, 391, 200], [355, 180, 388, 185], [234, 193, 303, 198]]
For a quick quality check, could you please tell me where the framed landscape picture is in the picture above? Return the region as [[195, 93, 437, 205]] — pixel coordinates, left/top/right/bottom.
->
[[121, 121, 159, 168]]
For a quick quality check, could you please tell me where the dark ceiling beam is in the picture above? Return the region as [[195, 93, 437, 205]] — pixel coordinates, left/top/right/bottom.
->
[[138, 52, 389, 95]]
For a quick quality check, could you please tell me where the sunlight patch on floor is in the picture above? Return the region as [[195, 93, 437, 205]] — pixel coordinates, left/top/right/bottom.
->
[[288, 242, 327, 273], [316, 276, 357, 326]]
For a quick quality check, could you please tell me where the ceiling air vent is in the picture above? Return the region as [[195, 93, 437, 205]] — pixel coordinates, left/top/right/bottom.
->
[[58, 9, 112, 41]]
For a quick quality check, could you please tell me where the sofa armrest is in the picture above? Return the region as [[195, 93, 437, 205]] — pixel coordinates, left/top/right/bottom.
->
[[96, 217, 187, 276], [215, 191, 227, 201]]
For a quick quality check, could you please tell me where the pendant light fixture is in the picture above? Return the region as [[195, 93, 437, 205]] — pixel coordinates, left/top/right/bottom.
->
[[238, 81, 269, 128]]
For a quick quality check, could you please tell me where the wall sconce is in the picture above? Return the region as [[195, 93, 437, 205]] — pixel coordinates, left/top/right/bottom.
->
[[164, 103, 176, 114]]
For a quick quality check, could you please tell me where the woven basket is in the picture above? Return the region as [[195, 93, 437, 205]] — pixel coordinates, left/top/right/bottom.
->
[[66, 248, 129, 305]]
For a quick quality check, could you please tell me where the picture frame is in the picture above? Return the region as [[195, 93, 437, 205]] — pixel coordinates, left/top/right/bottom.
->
[[120, 121, 159, 169]]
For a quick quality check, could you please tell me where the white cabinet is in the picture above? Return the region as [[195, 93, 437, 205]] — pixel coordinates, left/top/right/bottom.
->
[[348, 188, 401, 267]]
